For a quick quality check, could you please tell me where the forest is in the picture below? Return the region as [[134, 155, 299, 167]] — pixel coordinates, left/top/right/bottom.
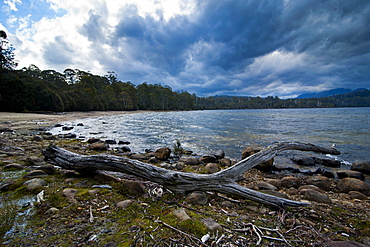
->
[[1, 30, 370, 112]]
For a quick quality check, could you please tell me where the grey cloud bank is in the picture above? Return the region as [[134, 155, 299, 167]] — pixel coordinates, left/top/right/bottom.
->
[[2, 0, 370, 98]]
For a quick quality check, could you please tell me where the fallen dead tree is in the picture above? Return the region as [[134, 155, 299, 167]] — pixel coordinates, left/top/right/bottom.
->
[[43, 142, 340, 208]]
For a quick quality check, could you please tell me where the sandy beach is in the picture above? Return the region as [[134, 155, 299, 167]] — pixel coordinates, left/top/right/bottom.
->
[[0, 111, 146, 131]]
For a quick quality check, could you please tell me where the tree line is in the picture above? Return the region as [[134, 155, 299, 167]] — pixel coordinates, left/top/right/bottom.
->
[[1, 30, 369, 112]]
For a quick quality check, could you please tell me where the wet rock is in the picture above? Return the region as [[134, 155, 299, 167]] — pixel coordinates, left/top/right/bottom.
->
[[255, 181, 278, 191], [291, 156, 315, 166], [326, 241, 369, 247], [316, 157, 341, 167], [62, 126, 74, 131], [179, 156, 199, 166], [116, 199, 134, 209], [119, 146, 131, 152], [63, 188, 78, 203], [24, 178, 47, 190], [185, 191, 208, 205], [201, 218, 222, 231], [348, 191, 368, 200], [281, 176, 301, 188], [3, 163, 24, 170], [38, 164, 56, 175], [337, 170, 365, 180], [204, 163, 221, 173], [23, 169, 48, 178], [105, 139, 117, 144], [62, 133, 77, 139], [173, 208, 191, 221], [241, 144, 273, 170], [214, 150, 225, 159], [338, 178, 370, 196], [351, 161, 370, 175], [54, 124, 63, 127], [118, 140, 131, 145], [306, 176, 332, 191], [0, 179, 15, 191], [89, 142, 109, 151], [321, 169, 336, 178], [219, 158, 232, 167], [200, 155, 217, 163], [154, 147, 171, 160], [123, 181, 145, 195], [304, 189, 332, 204], [32, 135, 43, 142], [0, 127, 15, 133], [77, 123, 84, 126]]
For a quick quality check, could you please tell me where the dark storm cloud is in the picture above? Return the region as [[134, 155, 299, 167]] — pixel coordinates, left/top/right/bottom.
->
[[92, 0, 370, 97]]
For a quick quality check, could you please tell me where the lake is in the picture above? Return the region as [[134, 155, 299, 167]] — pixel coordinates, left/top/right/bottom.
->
[[50, 107, 370, 164]]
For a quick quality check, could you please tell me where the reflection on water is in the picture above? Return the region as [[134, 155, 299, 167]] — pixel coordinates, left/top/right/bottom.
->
[[50, 108, 370, 163]]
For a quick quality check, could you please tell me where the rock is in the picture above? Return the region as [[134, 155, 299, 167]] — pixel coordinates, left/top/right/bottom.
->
[[201, 218, 222, 231], [62, 126, 73, 131], [348, 191, 368, 200], [62, 133, 76, 139], [220, 200, 234, 208], [116, 199, 134, 209], [77, 123, 84, 126], [263, 190, 290, 199], [130, 154, 148, 160], [63, 188, 78, 203], [26, 156, 45, 166], [204, 163, 221, 173], [315, 157, 341, 167], [89, 142, 109, 151], [123, 181, 145, 195], [214, 150, 225, 159], [304, 189, 332, 204], [255, 181, 278, 191], [118, 140, 131, 145], [3, 163, 24, 170], [119, 146, 131, 152], [241, 144, 273, 170], [185, 191, 208, 205], [291, 156, 316, 166], [0, 179, 15, 191], [172, 162, 184, 170], [104, 242, 118, 247], [38, 164, 56, 175], [179, 156, 199, 166], [219, 158, 232, 167], [351, 161, 370, 175], [93, 170, 117, 182], [32, 135, 43, 142], [326, 241, 369, 247], [200, 155, 217, 163], [24, 178, 47, 190], [298, 185, 323, 193], [45, 207, 59, 214], [154, 147, 171, 160], [173, 208, 191, 221], [338, 178, 370, 196], [321, 169, 336, 178], [105, 139, 117, 144], [337, 170, 365, 180], [23, 170, 48, 178], [306, 176, 332, 191], [281, 176, 300, 188], [265, 179, 282, 190], [88, 138, 100, 143], [0, 127, 15, 132], [286, 187, 299, 195]]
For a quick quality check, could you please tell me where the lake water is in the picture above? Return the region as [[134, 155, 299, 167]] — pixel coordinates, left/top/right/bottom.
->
[[50, 108, 370, 164]]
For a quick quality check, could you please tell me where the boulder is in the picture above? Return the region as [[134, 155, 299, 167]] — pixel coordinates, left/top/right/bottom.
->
[[154, 147, 171, 160], [241, 145, 273, 170], [200, 155, 217, 163], [118, 140, 131, 145], [306, 176, 332, 191], [179, 156, 199, 166], [119, 146, 131, 152], [219, 158, 232, 167], [0, 179, 15, 191], [351, 161, 370, 175], [337, 170, 365, 180], [3, 163, 24, 170], [254, 181, 278, 191], [89, 142, 109, 151], [26, 156, 45, 166], [185, 191, 208, 205], [214, 150, 225, 159], [105, 139, 117, 144], [24, 178, 47, 190], [281, 176, 301, 188], [315, 157, 341, 167], [23, 170, 48, 178], [130, 154, 148, 160], [32, 135, 43, 142], [298, 185, 323, 194], [338, 178, 370, 196], [291, 156, 315, 166], [88, 138, 101, 143], [38, 164, 56, 175], [348, 191, 368, 200], [204, 163, 221, 174], [304, 189, 332, 204]]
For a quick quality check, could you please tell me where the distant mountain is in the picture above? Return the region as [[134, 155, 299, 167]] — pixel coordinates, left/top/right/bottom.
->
[[296, 88, 368, 99]]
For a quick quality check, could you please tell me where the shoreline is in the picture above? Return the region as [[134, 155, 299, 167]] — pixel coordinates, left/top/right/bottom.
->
[[0, 111, 150, 131]]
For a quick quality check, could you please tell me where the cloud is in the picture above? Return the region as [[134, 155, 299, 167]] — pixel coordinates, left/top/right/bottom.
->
[[3, 0, 22, 12], [2, 0, 370, 98]]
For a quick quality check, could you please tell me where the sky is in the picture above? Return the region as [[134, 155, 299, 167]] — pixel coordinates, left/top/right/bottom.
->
[[1, 0, 370, 98]]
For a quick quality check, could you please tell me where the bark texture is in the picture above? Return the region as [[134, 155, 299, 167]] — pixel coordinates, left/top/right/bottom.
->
[[43, 142, 340, 208]]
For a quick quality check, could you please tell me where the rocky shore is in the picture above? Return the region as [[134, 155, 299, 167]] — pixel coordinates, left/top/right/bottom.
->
[[1, 112, 370, 246]]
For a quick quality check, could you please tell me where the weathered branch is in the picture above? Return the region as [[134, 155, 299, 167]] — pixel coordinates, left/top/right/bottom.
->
[[43, 142, 340, 208]]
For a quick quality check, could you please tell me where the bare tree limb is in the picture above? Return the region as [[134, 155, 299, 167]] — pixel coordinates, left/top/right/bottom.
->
[[43, 142, 340, 208]]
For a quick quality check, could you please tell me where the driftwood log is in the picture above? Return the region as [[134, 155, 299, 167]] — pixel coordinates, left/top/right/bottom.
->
[[43, 142, 340, 208]]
